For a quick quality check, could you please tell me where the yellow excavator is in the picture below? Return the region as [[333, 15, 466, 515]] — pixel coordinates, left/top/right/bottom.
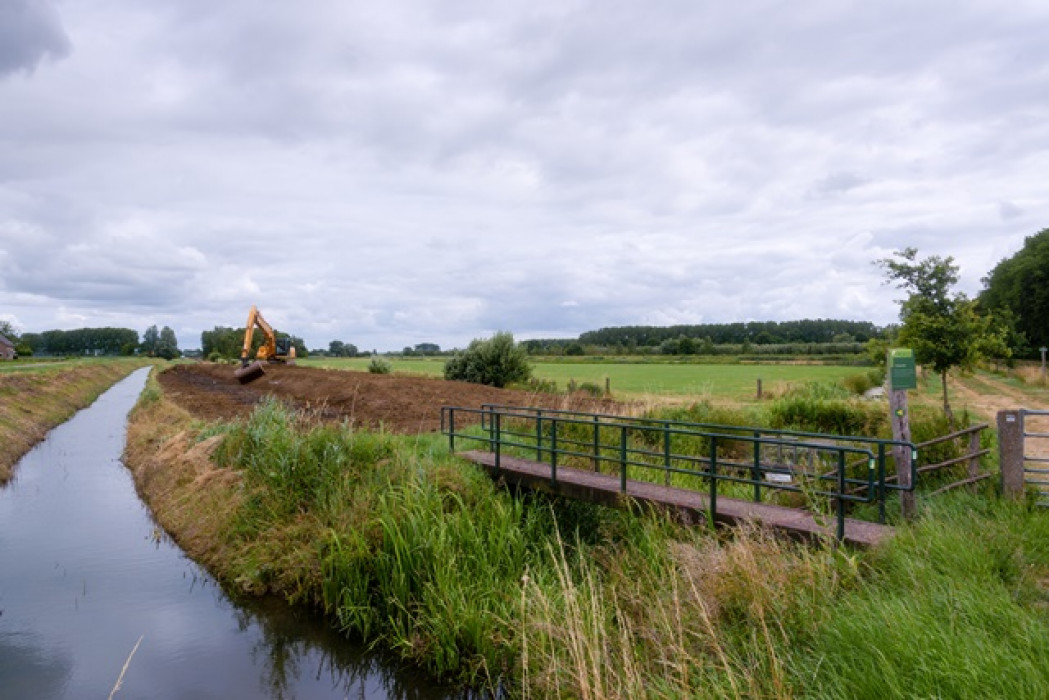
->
[[233, 305, 297, 384]]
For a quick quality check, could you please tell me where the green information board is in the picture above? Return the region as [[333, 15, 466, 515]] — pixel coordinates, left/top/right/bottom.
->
[[889, 348, 917, 390]]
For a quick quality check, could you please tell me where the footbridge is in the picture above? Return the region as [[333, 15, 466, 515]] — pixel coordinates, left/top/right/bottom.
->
[[440, 405, 916, 547]]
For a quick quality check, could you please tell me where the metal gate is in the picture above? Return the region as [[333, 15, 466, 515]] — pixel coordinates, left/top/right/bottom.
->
[[1021, 409, 1049, 506]]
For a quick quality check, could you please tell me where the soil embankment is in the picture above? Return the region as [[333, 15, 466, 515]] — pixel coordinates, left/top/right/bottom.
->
[[158, 361, 622, 431], [0, 361, 149, 484]]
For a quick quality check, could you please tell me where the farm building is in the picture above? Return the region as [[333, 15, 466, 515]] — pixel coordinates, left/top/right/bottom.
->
[[0, 333, 15, 360]]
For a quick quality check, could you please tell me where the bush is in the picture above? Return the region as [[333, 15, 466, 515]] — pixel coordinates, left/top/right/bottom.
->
[[443, 331, 532, 388], [368, 358, 392, 374], [843, 369, 884, 396], [576, 381, 604, 397], [526, 377, 559, 394], [768, 381, 885, 435]]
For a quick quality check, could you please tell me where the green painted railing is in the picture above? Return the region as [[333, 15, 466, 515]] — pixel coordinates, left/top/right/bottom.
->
[[440, 404, 902, 541]]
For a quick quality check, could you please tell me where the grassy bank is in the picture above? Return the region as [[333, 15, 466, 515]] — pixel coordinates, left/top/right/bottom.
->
[[0, 358, 152, 484], [124, 369, 1049, 697]]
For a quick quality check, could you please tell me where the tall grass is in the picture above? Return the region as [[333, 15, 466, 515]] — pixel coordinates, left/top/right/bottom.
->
[[523, 493, 1049, 699]]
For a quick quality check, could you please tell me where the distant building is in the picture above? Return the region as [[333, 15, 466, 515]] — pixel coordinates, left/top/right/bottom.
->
[[0, 333, 15, 360]]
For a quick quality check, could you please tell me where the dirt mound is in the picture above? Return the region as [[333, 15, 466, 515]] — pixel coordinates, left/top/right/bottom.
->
[[158, 362, 623, 434]]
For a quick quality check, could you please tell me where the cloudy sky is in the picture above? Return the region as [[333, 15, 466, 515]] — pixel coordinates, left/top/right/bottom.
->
[[1, 1, 1046, 351]]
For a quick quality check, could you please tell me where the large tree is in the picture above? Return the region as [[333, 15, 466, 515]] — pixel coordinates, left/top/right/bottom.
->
[[979, 227, 1049, 356], [879, 248, 1008, 427], [158, 326, 180, 360]]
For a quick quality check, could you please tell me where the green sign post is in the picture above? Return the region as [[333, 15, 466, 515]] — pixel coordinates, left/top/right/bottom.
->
[[889, 348, 917, 391], [887, 348, 916, 518]]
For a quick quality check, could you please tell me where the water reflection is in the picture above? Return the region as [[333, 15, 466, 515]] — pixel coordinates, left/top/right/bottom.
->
[[0, 631, 74, 698], [0, 368, 464, 699]]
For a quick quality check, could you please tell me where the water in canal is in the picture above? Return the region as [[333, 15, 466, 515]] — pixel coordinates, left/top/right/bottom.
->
[[0, 368, 457, 699]]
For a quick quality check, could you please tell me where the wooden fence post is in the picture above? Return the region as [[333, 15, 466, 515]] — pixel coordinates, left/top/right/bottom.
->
[[890, 388, 915, 519], [967, 429, 981, 481], [998, 410, 1025, 499]]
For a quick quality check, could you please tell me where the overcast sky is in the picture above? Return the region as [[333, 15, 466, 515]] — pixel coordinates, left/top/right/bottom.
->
[[1, 1, 1046, 351]]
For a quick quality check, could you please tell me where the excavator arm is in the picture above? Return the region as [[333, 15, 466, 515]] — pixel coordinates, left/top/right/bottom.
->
[[234, 305, 296, 383]]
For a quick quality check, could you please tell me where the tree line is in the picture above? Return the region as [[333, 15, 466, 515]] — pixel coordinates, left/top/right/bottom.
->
[[979, 227, 1049, 357], [14, 325, 181, 358]]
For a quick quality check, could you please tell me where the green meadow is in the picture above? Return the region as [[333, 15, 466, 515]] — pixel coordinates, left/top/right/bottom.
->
[[300, 356, 863, 400]]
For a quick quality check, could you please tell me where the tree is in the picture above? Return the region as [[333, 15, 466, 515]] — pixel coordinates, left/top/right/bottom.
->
[[879, 248, 1008, 427], [158, 326, 180, 360], [443, 331, 532, 387], [141, 325, 161, 356], [201, 326, 246, 360], [329, 340, 358, 357], [414, 343, 441, 355], [0, 320, 18, 341], [979, 227, 1049, 356]]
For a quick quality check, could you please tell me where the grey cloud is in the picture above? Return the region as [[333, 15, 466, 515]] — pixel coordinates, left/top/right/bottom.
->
[[0, 0, 70, 77], [999, 201, 1023, 220], [1, 1, 1047, 350]]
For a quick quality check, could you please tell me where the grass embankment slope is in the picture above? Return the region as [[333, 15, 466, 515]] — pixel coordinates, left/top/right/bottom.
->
[[125, 365, 1049, 698], [0, 358, 151, 484]]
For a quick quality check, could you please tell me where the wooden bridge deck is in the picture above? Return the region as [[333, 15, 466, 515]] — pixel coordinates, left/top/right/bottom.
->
[[458, 450, 893, 548]]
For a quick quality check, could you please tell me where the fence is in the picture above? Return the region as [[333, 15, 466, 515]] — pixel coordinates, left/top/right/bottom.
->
[[441, 404, 920, 540]]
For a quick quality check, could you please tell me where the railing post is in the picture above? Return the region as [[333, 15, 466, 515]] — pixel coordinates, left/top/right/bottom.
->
[[752, 433, 761, 503], [593, 415, 600, 472], [536, 411, 544, 462], [620, 425, 628, 492], [449, 409, 455, 453], [709, 436, 718, 525], [494, 411, 501, 475], [877, 443, 886, 523], [837, 449, 846, 542], [550, 418, 558, 485], [664, 424, 671, 486]]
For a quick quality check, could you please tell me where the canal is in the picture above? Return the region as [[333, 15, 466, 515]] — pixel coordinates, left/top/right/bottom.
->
[[0, 368, 456, 699]]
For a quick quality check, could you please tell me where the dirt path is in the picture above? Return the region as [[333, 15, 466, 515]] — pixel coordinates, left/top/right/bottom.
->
[[158, 362, 623, 433], [945, 372, 1049, 424]]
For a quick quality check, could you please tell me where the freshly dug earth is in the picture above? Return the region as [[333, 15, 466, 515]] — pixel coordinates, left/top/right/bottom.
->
[[158, 362, 624, 432]]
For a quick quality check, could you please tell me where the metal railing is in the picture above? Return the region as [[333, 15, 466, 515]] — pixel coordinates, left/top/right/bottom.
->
[[477, 404, 917, 522], [440, 404, 907, 541], [1021, 409, 1049, 507]]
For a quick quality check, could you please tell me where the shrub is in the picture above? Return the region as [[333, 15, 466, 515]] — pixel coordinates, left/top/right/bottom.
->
[[768, 381, 885, 435], [443, 331, 532, 388], [368, 358, 392, 374], [526, 378, 559, 394], [576, 381, 604, 397], [844, 367, 887, 395]]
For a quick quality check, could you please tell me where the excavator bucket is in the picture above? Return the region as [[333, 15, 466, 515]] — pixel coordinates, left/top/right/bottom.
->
[[234, 360, 266, 384]]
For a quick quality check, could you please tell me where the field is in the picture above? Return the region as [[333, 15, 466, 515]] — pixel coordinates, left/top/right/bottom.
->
[[302, 356, 865, 400]]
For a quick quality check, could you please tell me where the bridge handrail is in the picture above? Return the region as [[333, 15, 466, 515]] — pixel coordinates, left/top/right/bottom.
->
[[441, 405, 878, 541], [478, 402, 916, 519]]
